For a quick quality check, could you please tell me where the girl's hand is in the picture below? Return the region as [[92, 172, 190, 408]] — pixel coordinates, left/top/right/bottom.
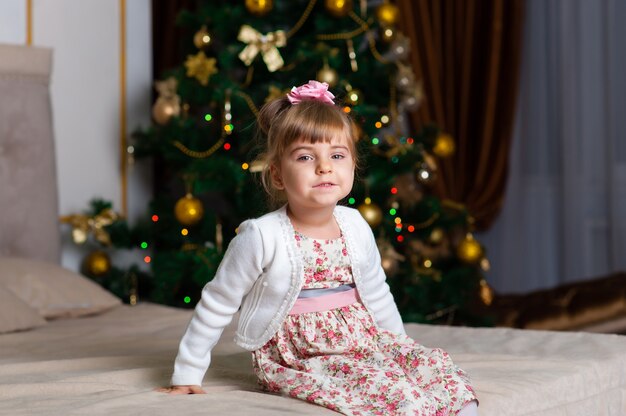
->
[[155, 385, 206, 395]]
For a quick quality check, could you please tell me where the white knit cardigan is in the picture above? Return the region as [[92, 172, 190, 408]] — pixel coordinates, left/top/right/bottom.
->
[[171, 204, 405, 386]]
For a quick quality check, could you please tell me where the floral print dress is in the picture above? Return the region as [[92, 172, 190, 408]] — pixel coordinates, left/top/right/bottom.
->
[[252, 231, 476, 415]]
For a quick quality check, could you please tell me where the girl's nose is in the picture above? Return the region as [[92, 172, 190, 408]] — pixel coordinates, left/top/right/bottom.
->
[[317, 161, 332, 174]]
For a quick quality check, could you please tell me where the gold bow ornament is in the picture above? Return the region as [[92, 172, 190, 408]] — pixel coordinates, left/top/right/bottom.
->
[[238, 25, 286, 72], [60, 208, 120, 246]]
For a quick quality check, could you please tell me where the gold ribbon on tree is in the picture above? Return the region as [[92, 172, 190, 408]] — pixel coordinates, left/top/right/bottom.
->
[[60, 208, 120, 246], [238, 25, 286, 72]]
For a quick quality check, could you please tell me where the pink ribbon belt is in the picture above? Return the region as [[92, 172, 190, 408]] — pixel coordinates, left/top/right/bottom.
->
[[289, 287, 359, 315]]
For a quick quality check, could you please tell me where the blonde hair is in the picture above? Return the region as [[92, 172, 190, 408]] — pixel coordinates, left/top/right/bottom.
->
[[256, 96, 359, 206]]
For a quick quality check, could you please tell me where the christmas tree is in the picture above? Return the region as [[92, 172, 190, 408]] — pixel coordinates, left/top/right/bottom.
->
[[72, 0, 493, 326]]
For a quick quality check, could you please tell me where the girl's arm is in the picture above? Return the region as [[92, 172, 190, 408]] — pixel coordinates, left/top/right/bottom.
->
[[357, 214, 406, 334], [169, 220, 265, 387]]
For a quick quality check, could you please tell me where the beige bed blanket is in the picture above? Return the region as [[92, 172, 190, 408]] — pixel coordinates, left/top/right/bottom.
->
[[1, 303, 625, 415]]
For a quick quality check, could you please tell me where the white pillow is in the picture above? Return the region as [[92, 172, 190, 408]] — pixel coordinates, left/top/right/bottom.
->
[[0, 285, 46, 333], [0, 257, 121, 319]]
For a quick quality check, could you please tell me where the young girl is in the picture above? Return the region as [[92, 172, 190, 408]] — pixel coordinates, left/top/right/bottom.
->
[[159, 80, 478, 415]]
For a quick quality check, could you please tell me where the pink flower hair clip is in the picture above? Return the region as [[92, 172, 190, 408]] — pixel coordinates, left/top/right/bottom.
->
[[287, 80, 335, 105]]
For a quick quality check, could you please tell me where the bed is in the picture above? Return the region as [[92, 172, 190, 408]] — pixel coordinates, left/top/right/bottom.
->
[[1, 302, 625, 416], [2, 43, 626, 416]]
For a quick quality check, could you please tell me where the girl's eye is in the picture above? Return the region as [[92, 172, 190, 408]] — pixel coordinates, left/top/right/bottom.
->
[[297, 155, 313, 161], [331, 154, 346, 160]]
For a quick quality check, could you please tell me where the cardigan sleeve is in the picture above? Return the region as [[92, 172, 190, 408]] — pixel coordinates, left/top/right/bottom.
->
[[357, 214, 406, 335], [171, 220, 264, 386]]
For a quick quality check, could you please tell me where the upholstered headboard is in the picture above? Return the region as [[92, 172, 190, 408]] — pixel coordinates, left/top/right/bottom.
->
[[0, 43, 60, 263]]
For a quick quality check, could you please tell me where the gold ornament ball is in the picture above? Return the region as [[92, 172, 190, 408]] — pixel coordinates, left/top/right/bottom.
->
[[193, 26, 212, 50], [83, 250, 111, 277], [433, 133, 456, 158], [317, 65, 339, 88], [376, 2, 400, 26], [152, 97, 180, 125], [325, 0, 353, 17], [357, 203, 383, 227], [245, 0, 273, 15], [346, 89, 362, 106], [456, 234, 484, 264], [174, 194, 204, 226]]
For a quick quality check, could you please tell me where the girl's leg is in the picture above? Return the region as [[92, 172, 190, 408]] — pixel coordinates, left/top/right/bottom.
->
[[457, 400, 478, 416]]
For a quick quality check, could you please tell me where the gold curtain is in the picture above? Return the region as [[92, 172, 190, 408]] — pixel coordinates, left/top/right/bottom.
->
[[397, 0, 525, 230]]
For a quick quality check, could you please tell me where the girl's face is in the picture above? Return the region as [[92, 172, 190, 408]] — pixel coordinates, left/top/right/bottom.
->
[[272, 135, 355, 212]]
